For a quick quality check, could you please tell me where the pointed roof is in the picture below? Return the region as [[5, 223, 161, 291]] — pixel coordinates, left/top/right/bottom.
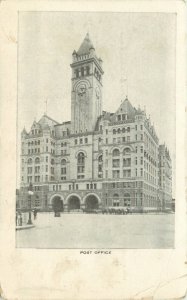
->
[[114, 97, 136, 119], [77, 33, 95, 56]]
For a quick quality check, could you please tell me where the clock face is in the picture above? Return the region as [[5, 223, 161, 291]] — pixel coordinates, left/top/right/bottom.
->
[[77, 84, 86, 96]]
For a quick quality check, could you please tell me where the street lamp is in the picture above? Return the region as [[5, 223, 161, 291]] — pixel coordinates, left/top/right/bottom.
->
[[27, 183, 34, 225]]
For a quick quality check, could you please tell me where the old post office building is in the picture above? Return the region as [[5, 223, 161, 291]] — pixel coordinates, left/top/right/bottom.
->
[[18, 33, 172, 212]]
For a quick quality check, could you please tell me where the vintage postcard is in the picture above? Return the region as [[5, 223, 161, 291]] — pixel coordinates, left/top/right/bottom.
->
[[0, 1, 186, 299]]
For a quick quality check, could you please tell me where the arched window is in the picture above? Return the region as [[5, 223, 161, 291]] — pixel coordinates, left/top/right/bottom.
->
[[123, 148, 131, 155], [77, 152, 85, 178], [113, 194, 120, 207], [28, 142, 30, 147], [35, 140, 37, 145], [28, 158, 32, 164], [117, 128, 121, 134], [51, 158, 55, 165], [98, 155, 103, 178], [127, 127, 130, 132], [122, 128, 126, 133], [61, 159, 66, 165], [35, 157, 40, 164], [113, 129, 116, 134], [112, 149, 120, 157]]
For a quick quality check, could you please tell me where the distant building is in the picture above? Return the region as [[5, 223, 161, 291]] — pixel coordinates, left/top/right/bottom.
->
[[18, 33, 172, 212], [158, 145, 172, 210]]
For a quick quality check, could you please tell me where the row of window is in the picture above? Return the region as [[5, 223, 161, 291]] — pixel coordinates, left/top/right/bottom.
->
[[75, 137, 88, 145], [112, 168, 144, 179], [28, 148, 40, 154], [75, 66, 90, 78], [104, 181, 143, 189], [27, 157, 55, 164], [113, 127, 131, 134]]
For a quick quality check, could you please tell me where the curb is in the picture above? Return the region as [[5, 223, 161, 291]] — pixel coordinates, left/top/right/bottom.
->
[[16, 225, 35, 231]]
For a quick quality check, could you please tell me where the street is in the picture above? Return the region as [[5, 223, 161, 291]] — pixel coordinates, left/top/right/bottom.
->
[[16, 212, 174, 249]]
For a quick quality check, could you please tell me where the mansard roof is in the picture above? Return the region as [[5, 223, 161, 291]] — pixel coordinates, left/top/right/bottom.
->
[[77, 33, 95, 56], [110, 97, 136, 122]]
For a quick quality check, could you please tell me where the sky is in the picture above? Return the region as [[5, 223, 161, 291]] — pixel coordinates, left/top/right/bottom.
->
[[18, 12, 176, 194]]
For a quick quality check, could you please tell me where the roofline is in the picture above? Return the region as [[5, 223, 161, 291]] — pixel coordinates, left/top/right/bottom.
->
[[39, 114, 59, 125]]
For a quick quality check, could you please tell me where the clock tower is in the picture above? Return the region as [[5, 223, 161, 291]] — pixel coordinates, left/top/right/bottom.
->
[[70, 33, 104, 134]]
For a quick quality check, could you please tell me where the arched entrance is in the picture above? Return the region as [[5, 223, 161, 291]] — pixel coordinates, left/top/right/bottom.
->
[[52, 196, 64, 212], [68, 195, 81, 211], [85, 194, 99, 210]]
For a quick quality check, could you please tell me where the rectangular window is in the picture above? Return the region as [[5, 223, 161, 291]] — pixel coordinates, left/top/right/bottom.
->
[[106, 129, 108, 135], [117, 115, 121, 121], [61, 167, 66, 174], [141, 134, 143, 141], [105, 170, 108, 178], [85, 137, 88, 143], [123, 158, 131, 167], [113, 159, 120, 168], [77, 166, 84, 173], [46, 165, 48, 172], [94, 183, 97, 189], [113, 138, 116, 144], [135, 125, 137, 130], [76, 184, 78, 190], [80, 138, 83, 144], [117, 137, 121, 143], [123, 170, 131, 178], [87, 184, 89, 190], [122, 137, 126, 142], [106, 138, 108, 144], [75, 139, 77, 145], [112, 170, 120, 178]]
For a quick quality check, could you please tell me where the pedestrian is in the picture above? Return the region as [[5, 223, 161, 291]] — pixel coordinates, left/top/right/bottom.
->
[[33, 209, 37, 220]]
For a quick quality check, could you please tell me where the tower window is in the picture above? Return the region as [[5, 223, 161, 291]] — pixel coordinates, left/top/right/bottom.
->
[[81, 67, 84, 77], [86, 66, 90, 75], [75, 69, 79, 78]]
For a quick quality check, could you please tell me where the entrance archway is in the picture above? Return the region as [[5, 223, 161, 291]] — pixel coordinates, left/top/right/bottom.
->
[[68, 195, 81, 211], [85, 194, 99, 210], [52, 196, 64, 212]]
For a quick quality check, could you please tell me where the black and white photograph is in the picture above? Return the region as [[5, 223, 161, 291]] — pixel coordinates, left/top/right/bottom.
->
[[16, 12, 176, 249]]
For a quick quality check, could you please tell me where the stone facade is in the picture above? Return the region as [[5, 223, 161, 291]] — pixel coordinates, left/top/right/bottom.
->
[[18, 33, 172, 212]]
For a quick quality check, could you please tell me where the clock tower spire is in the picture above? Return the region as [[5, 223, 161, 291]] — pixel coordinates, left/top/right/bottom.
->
[[70, 33, 104, 134]]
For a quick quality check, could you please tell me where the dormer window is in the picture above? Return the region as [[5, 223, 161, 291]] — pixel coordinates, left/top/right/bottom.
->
[[122, 114, 127, 120]]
